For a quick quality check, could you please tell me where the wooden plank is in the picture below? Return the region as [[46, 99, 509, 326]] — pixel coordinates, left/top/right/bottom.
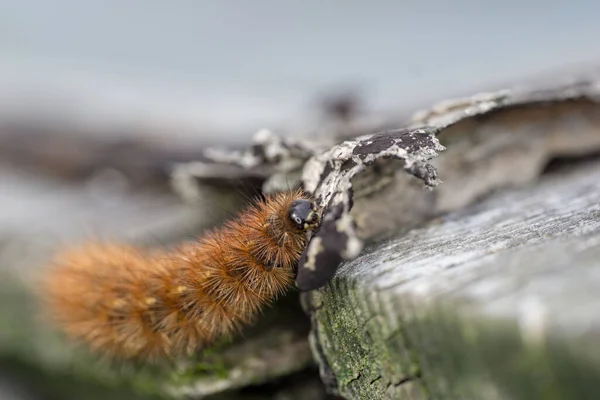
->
[[304, 160, 600, 399]]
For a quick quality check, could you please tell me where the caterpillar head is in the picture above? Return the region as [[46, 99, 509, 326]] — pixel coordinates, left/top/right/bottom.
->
[[288, 199, 319, 231]]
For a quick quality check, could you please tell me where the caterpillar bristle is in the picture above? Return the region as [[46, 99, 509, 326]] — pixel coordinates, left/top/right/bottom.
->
[[42, 189, 319, 362]]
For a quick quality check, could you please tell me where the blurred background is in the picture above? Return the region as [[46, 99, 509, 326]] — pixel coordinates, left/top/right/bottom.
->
[[1, 1, 600, 144], [1, 1, 599, 399]]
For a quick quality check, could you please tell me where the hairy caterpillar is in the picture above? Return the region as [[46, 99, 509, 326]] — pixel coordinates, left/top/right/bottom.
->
[[43, 189, 320, 361]]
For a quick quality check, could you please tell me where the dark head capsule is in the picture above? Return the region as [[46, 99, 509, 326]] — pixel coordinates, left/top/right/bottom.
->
[[288, 199, 319, 231]]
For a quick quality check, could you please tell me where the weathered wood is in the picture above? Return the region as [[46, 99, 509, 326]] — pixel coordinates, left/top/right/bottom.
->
[[4, 74, 600, 399], [295, 76, 600, 399], [304, 160, 600, 399]]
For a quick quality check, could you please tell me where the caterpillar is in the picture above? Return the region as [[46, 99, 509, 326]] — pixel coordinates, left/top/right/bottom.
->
[[43, 188, 320, 362]]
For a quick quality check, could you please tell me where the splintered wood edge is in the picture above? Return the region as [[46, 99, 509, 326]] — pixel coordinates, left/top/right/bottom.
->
[[297, 74, 600, 291], [305, 161, 600, 399]]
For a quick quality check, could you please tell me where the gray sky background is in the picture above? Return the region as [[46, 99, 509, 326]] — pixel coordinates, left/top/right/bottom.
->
[[0, 0, 598, 139]]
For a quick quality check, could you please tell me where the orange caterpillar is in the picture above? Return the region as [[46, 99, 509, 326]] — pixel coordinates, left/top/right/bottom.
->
[[43, 189, 319, 361]]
